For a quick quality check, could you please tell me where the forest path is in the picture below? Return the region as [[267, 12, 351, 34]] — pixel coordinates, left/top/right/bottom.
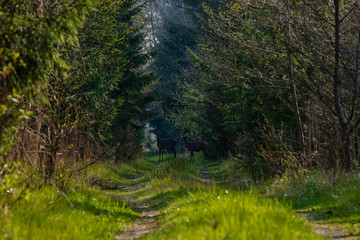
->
[[114, 163, 214, 239], [298, 211, 359, 239], [110, 158, 355, 240], [199, 166, 213, 186], [113, 174, 160, 240]]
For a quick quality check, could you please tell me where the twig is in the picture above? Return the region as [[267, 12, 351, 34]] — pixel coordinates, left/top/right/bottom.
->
[[76, 142, 121, 173], [52, 182, 74, 208]]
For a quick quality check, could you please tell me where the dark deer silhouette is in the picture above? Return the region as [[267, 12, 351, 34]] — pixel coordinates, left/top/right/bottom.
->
[[183, 136, 207, 163], [155, 132, 177, 162]]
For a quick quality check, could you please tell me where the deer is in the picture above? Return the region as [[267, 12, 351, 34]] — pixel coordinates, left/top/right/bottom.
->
[[154, 131, 177, 162], [183, 136, 207, 163]]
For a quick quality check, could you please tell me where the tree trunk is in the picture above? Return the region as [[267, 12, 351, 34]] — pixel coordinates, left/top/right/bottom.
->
[[341, 129, 353, 170], [286, 0, 305, 158], [334, 0, 352, 170], [36, 0, 43, 17], [45, 154, 55, 182]]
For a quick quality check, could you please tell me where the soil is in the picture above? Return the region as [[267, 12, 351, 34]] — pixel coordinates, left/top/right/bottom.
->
[[113, 177, 160, 240], [115, 208, 158, 240]]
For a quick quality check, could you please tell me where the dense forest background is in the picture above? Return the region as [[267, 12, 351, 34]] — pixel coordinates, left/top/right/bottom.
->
[[2, 0, 360, 189], [148, 0, 360, 179]]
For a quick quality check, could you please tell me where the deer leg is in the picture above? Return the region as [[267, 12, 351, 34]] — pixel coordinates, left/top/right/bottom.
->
[[158, 149, 161, 162], [191, 151, 194, 163], [173, 148, 176, 158]]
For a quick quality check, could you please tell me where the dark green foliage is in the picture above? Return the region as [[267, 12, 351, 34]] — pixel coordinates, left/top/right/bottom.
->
[[173, 0, 360, 177], [75, 0, 156, 160], [149, 0, 204, 139], [173, 1, 304, 179], [0, 0, 156, 184], [0, 0, 93, 154]]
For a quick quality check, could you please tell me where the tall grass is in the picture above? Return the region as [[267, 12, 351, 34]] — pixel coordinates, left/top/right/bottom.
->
[[0, 162, 137, 240], [263, 171, 360, 234]]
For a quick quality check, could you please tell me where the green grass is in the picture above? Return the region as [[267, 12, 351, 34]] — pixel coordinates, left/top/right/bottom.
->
[[82, 154, 323, 239], [0, 185, 137, 240], [85, 154, 322, 240], [143, 188, 321, 240], [263, 171, 360, 235], [0, 162, 140, 240], [200, 156, 360, 236], [7, 153, 359, 239]]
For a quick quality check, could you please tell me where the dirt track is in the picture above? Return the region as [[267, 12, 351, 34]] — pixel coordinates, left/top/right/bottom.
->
[[298, 211, 359, 239]]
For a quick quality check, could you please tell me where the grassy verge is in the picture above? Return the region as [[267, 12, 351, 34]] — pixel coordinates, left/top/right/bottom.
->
[[144, 188, 321, 240], [3, 187, 137, 240], [264, 171, 360, 235], [195, 155, 360, 236], [0, 164, 138, 240]]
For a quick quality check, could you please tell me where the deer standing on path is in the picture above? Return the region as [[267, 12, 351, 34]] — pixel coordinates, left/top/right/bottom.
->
[[155, 132, 177, 162], [183, 136, 207, 163]]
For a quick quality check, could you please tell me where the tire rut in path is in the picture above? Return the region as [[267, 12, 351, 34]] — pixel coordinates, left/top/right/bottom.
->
[[115, 209, 158, 240], [199, 166, 213, 186], [297, 212, 359, 239], [114, 179, 159, 240], [115, 165, 216, 239]]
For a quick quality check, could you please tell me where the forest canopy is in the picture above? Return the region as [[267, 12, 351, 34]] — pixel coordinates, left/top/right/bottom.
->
[[1, 0, 360, 186]]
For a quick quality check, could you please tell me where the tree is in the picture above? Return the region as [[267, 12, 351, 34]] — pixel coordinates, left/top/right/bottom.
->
[[144, 0, 205, 138], [291, 0, 360, 170], [0, 0, 93, 155], [183, 0, 360, 173], [77, 0, 156, 161], [1, 0, 156, 183], [175, 0, 301, 168]]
